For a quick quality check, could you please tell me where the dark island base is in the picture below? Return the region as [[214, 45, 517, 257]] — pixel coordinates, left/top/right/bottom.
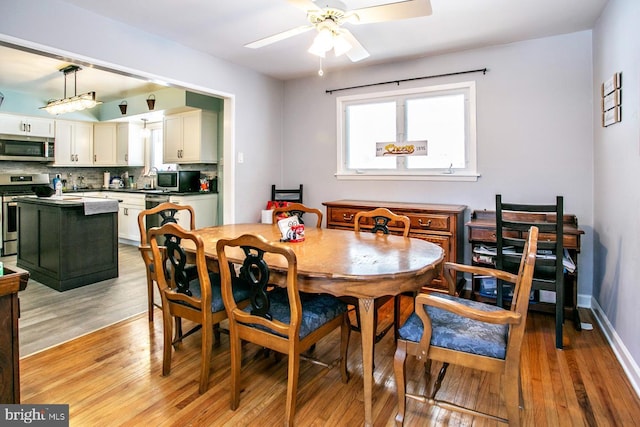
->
[[17, 198, 119, 292]]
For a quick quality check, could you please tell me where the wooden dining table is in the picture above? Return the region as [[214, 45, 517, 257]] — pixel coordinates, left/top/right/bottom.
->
[[190, 223, 444, 426]]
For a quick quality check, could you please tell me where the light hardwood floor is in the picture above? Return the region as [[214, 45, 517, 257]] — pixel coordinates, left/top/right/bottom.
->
[[17, 285, 640, 426], [2, 243, 149, 356]]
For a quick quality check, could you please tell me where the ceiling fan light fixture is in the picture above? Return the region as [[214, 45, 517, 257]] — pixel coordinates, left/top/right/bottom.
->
[[308, 41, 327, 58], [332, 33, 352, 57], [41, 65, 102, 115]]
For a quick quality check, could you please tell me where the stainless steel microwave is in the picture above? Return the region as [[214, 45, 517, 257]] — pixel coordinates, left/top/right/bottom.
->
[[156, 170, 201, 192], [0, 134, 54, 162]]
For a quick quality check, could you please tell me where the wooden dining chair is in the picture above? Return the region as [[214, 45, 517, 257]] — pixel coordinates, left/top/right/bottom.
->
[[496, 194, 566, 349], [271, 202, 324, 228], [138, 202, 196, 322], [216, 233, 350, 426], [352, 207, 411, 346], [148, 222, 251, 394], [271, 184, 303, 203], [393, 226, 539, 426]]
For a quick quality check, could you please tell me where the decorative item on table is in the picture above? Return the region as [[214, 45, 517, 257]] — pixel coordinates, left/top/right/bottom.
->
[[267, 200, 292, 221], [277, 215, 305, 242]]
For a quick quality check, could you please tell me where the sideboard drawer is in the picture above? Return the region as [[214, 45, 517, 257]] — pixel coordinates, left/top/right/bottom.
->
[[327, 207, 359, 226], [407, 213, 451, 233]]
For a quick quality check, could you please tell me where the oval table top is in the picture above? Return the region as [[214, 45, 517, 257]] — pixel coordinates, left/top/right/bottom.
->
[[192, 223, 445, 299]]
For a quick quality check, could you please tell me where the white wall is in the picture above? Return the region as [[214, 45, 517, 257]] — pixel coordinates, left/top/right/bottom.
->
[[592, 0, 640, 393], [0, 0, 284, 224], [283, 31, 595, 299]]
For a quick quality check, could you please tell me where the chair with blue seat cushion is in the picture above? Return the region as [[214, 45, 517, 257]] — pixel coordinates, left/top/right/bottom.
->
[[148, 222, 250, 394], [216, 233, 350, 426], [393, 226, 539, 427], [138, 202, 196, 322]]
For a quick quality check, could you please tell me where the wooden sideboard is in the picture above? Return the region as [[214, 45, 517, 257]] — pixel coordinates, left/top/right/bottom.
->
[[323, 200, 466, 291], [466, 209, 584, 326], [0, 266, 29, 403]]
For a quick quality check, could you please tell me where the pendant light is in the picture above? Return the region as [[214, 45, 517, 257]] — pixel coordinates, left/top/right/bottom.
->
[[41, 65, 102, 115]]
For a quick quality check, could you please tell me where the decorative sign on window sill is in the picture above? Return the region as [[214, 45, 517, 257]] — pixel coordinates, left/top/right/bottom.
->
[[601, 72, 622, 127], [375, 140, 428, 157]]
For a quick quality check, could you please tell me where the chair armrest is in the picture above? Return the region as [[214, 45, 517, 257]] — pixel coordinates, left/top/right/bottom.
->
[[443, 261, 518, 294]]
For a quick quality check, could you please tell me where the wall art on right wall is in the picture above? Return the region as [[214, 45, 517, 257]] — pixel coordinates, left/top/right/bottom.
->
[[602, 72, 622, 127]]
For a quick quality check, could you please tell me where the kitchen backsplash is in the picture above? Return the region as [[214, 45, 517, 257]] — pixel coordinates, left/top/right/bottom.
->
[[1, 162, 217, 189]]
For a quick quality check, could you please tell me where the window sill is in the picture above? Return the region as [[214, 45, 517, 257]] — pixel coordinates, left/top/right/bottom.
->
[[335, 172, 480, 182]]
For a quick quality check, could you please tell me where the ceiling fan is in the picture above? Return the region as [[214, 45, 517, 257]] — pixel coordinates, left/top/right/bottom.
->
[[245, 0, 432, 62]]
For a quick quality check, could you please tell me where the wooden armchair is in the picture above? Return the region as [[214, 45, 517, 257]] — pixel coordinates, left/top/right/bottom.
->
[[272, 202, 324, 228], [216, 233, 350, 426], [350, 207, 411, 361], [138, 202, 196, 322], [148, 222, 251, 394], [393, 226, 538, 426]]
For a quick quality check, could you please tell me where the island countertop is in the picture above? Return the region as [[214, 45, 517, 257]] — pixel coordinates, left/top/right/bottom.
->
[[16, 195, 122, 207]]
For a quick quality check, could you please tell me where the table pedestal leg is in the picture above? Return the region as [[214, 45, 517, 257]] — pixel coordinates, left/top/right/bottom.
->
[[359, 297, 375, 427]]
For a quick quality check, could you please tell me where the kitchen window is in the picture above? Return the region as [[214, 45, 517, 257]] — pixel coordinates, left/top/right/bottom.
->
[[336, 81, 478, 181], [147, 121, 175, 171]]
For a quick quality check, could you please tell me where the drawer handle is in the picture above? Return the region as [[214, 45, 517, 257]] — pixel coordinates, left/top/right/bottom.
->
[[342, 213, 354, 222], [418, 219, 432, 228]]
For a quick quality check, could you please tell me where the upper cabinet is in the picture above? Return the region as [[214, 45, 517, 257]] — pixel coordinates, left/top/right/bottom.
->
[[117, 122, 143, 166], [0, 113, 55, 138], [54, 120, 94, 166], [93, 122, 144, 166], [93, 123, 117, 166], [163, 110, 217, 164]]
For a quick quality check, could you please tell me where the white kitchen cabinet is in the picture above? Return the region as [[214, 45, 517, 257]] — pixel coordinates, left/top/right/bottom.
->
[[54, 120, 94, 166], [99, 192, 145, 242], [93, 123, 117, 165], [163, 110, 217, 164], [0, 112, 55, 138], [117, 122, 144, 166], [169, 194, 218, 229], [92, 122, 143, 166]]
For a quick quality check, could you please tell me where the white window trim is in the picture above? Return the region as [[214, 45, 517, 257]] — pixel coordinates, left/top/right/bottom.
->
[[335, 81, 479, 181]]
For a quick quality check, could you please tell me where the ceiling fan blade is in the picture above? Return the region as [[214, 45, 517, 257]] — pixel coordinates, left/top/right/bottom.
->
[[351, 0, 432, 24], [245, 25, 314, 49], [339, 29, 370, 62], [287, 0, 323, 13]]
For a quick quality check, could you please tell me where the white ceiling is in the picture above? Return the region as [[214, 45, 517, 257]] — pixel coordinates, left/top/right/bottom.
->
[[0, 0, 607, 103]]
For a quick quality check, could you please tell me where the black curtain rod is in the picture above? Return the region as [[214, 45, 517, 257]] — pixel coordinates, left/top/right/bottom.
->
[[325, 67, 488, 94]]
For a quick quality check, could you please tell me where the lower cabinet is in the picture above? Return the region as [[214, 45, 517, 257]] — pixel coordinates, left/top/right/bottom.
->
[[169, 194, 218, 229], [101, 193, 145, 242], [323, 200, 466, 292], [16, 200, 118, 291]]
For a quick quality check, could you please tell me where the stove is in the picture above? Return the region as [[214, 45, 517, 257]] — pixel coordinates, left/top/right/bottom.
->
[[0, 173, 50, 256]]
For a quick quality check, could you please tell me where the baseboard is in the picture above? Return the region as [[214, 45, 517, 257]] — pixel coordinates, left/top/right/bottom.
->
[[577, 293, 591, 308], [591, 298, 640, 399]]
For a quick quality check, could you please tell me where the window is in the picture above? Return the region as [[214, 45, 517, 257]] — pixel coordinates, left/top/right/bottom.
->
[[145, 121, 175, 172], [336, 81, 478, 181]]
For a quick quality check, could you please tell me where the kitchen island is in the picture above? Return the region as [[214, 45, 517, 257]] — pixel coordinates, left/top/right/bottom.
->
[[16, 196, 119, 291]]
